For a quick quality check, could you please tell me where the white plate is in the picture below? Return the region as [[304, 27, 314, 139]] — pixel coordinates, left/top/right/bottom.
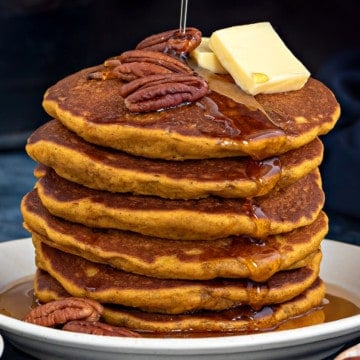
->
[[0, 238, 359, 360]]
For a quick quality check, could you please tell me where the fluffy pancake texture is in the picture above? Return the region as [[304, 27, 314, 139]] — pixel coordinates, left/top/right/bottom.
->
[[26, 120, 324, 199], [33, 238, 322, 314], [34, 269, 326, 334], [21, 28, 341, 335], [42, 65, 339, 160], [22, 189, 328, 282], [34, 167, 325, 240]]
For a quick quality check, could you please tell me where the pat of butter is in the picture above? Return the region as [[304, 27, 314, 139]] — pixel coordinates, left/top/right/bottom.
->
[[190, 37, 228, 74], [209, 22, 310, 95]]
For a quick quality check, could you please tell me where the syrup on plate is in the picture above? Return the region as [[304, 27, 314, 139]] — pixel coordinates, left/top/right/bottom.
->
[[0, 277, 359, 338]]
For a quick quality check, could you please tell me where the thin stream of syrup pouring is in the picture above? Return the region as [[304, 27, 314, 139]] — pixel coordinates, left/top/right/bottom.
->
[[179, 0, 188, 35], [178, 0, 282, 146]]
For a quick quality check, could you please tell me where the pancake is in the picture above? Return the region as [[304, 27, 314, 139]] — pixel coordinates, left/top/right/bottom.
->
[[104, 278, 325, 333], [35, 167, 325, 240], [33, 238, 322, 314], [34, 269, 326, 334], [42, 64, 339, 160], [22, 189, 328, 281], [26, 119, 324, 199]]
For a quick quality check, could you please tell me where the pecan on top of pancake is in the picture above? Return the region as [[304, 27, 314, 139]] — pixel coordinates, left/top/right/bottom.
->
[[88, 28, 208, 113]]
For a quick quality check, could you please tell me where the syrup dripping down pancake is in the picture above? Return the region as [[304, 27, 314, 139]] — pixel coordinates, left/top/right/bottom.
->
[[42, 65, 339, 160], [33, 238, 322, 314], [26, 120, 324, 199], [34, 167, 325, 240], [34, 269, 326, 334], [22, 189, 328, 282]]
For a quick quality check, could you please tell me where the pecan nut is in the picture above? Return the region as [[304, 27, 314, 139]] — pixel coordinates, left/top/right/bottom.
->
[[113, 62, 173, 82], [23, 297, 104, 327], [63, 320, 142, 337], [120, 73, 209, 112], [119, 50, 192, 74], [89, 50, 192, 82], [136, 27, 202, 55]]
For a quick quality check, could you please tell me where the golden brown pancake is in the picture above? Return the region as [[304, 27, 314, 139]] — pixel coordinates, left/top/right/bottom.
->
[[33, 238, 322, 314], [22, 189, 328, 281], [34, 269, 325, 334], [42, 65, 339, 160], [104, 278, 325, 333], [26, 119, 324, 199], [35, 167, 325, 240]]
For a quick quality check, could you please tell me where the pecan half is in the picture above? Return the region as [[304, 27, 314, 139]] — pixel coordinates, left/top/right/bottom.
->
[[88, 50, 192, 82], [136, 27, 202, 55], [63, 320, 142, 337], [120, 50, 192, 74], [120, 73, 209, 112], [115, 62, 173, 82], [23, 297, 104, 327]]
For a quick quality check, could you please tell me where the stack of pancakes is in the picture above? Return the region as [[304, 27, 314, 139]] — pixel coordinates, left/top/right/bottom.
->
[[21, 48, 340, 335]]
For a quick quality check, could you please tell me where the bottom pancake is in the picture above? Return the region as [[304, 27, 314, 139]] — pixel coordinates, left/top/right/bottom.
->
[[34, 269, 326, 334], [33, 238, 322, 314]]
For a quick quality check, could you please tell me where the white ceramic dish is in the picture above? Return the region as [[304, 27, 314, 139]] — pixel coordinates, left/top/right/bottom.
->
[[0, 238, 359, 360]]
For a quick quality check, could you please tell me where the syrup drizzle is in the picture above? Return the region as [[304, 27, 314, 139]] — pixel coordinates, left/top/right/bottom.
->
[[179, 0, 188, 34]]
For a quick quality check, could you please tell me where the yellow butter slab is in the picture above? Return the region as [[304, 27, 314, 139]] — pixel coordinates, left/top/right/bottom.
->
[[190, 37, 228, 74], [209, 22, 310, 95]]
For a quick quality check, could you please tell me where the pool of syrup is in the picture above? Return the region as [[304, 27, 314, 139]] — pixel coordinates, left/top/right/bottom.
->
[[1, 277, 359, 338]]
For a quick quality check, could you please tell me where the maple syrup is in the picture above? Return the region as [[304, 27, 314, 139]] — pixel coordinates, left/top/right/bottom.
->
[[1, 276, 359, 338]]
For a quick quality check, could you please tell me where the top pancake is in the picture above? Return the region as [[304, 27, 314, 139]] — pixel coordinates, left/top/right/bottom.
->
[[42, 65, 340, 160], [26, 120, 324, 199]]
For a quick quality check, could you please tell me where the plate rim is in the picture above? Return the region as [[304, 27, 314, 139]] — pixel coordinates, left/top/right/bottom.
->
[[0, 237, 359, 355]]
